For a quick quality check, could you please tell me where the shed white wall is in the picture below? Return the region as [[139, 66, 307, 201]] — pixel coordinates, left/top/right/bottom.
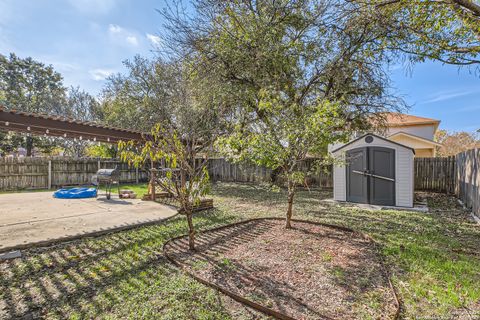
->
[[332, 136, 414, 207]]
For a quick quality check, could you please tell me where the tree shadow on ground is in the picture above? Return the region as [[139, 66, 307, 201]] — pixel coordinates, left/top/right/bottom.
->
[[166, 219, 398, 319], [0, 210, 242, 320], [212, 182, 331, 208]]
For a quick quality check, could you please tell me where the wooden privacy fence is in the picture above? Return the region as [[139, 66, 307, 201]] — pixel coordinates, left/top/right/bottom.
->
[[0, 157, 149, 190], [455, 149, 480, 218], [414, 156, 455, 193], [206, 158, 272, 183], [0, 157, 333, 191], [414, 150, 480, 218], [1, 153, 478, 217], [206, 158, 333, 188]]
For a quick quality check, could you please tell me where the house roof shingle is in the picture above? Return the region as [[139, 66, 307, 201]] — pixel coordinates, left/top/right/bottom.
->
[[383, 112, 440, 126]]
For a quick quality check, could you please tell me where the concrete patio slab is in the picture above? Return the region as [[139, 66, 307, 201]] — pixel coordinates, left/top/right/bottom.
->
[[0, 192, 177, 253]]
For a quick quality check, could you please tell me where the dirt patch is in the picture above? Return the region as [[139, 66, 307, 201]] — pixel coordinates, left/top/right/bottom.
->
[[165, 219, 398, 320]]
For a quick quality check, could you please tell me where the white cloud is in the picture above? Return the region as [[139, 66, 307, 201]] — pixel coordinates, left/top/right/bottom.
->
[[69, 0, 116, 15], [108, 24, 139, 47], [89, 68, 115, 81], [108, 24, 123, 34], [423, 89, 479, 104], [456, 105, 480, 112], [126, 36, 138, 46], [146, 33, 162, 46]]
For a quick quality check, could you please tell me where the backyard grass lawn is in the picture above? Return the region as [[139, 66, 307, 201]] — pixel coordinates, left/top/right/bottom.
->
[[0, 183, 479, 319]]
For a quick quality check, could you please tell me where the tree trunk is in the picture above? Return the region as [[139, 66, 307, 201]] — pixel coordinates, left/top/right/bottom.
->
[[285, 180, 295, 229], [26, 136, 33, 156], [186, 212, 195, 251]]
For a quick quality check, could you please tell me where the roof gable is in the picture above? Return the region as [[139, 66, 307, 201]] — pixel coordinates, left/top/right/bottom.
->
[[331, 133, 415, 154], [388, 131, 442, 147]]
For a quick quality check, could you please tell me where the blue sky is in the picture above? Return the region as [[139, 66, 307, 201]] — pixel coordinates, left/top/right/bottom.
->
[[0, 0, 478, 132]]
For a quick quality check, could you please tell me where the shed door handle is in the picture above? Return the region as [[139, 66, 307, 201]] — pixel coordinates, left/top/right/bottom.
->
[[352, 170, 366, 176], [370, 173, 395, 182], [353, 170, 394, 182]]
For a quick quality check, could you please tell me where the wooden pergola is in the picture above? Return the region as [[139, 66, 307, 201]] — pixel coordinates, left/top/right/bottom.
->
[[0, 106, 213, 207], [0, 106, 147, 143], [0, 106, 163, 199]]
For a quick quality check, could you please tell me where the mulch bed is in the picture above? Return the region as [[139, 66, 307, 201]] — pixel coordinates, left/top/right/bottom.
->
[[164, 218, 399, 320]]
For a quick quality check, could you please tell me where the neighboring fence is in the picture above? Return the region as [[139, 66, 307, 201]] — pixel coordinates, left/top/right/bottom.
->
[[413, 150, 480, 218], [0, 157, 149, 190], [455, 149, 480, 218], [0, 156, 333, 191], [414, 156, 455, 193], [1, 153, 477, 217], [208, 158, 333, 188], [0, 157, 48, 190], [206, 158, 273, 183], [206, 158, 333, 188]]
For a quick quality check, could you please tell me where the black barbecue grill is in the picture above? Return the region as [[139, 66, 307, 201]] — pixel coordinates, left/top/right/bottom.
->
[[92, 168, 120, 199]]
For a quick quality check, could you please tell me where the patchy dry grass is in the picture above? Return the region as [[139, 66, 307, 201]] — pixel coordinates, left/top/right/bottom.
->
[[0, 183, 479, 319], [165, 219, 399, 319]]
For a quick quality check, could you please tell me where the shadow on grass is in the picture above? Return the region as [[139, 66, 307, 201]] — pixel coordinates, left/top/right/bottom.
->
[[211, 183, 480, 318], [166, 219, 398, 319], [0, 209, 240, 320], [212, 182, 331, 207], [1, 183, 479, 319]]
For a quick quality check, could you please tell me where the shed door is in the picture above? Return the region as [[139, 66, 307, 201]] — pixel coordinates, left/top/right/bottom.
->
[[369, 147, 395, 206], [346, 148, 368, 203], [346, 147, 395, 206]]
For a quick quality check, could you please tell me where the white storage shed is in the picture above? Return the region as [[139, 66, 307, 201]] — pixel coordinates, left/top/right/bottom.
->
[[331, 133, 415, 208]]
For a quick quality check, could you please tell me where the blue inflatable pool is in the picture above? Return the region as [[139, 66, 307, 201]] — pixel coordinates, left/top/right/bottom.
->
[[53, 187, 97, 199]]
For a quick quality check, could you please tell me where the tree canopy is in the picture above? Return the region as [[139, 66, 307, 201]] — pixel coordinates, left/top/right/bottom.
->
[[0, 53, 67, 114], [160, 0, 402, 227], [435, 129, 480, 156], [101, 56, 183, 131], [355, 0, 480, 68], [116, 56, 228, 250], [0, 53, 67, 155]]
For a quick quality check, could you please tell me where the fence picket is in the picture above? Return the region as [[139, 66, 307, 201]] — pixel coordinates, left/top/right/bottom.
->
[[414, 157, 456, 194], [1, 153, 478, 219]]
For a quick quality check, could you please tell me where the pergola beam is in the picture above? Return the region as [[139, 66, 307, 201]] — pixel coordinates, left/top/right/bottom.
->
[[0, 106, 148, 143]]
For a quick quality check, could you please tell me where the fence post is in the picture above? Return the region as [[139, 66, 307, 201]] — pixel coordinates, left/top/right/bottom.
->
[[97, 160, 101, 171], [48, 160, 52, 189], [135, 167, 139, 184]]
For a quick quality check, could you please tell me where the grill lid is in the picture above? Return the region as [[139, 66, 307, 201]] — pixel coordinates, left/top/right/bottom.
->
[[96, 168, 120, 181], [96, 168, 118, 176]]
